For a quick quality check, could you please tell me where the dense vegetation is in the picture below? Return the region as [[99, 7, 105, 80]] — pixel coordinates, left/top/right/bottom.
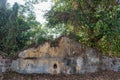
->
[[0, 0, 120, 56], [0, 0, 49, 55], [45, 0, 120, 56]]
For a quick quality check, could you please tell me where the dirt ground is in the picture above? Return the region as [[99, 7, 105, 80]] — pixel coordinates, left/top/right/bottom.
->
[[1, 70, 120, 80]]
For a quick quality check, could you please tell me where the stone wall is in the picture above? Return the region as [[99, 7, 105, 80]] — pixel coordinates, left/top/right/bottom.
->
[[10, 56, 120, 74], [1, 56, 120, 74], [0, 55, 11, 73], [0, 37, 120, 74], [102, 56, 120, 71], [18, 37, 88, 58], [11, 58, 63, 74], [10, 37, 101, 74]]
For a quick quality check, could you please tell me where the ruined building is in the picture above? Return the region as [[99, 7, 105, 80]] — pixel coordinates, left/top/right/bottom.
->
[[11, 36, 102, 74]]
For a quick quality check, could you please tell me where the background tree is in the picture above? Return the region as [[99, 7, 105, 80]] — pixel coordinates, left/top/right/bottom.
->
[[45, 0, 120, 56], [0, 0, 48, 55]]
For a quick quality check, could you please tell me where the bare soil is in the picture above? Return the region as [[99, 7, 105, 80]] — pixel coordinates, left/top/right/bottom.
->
[[1, 70, 120, 80]]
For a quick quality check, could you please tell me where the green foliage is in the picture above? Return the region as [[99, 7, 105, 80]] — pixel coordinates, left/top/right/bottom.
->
[[0, 1, 29, 54], [0, 0, 119, 57], [0, 0, 49, 55], [45, 0, 120, 56]]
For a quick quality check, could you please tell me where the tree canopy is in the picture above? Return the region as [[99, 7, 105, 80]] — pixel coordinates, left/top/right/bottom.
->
[[0, 0, 120, 57], [0, 0, 49, 55], [45, 0, 120, 56]]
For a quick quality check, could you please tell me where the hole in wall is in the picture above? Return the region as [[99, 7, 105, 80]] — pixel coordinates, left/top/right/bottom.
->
[[53, 63, 57, 69]]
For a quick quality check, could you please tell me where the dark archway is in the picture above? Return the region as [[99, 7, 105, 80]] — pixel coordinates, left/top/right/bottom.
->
[[53, 63, 57, 69]]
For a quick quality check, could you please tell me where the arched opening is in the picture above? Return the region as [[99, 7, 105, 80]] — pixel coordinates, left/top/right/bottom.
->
[[53, 63, 57, 69]]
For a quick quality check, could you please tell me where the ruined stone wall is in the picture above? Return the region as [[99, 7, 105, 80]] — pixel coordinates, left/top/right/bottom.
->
[[18, 37, 88, 58], [10, 56, 120, 74], [0, 55, 11, 73], [1, 56, 120, 74], [0, 37, 120, 74], [102, 56, 120, 71], [10, 37, 101, 74]]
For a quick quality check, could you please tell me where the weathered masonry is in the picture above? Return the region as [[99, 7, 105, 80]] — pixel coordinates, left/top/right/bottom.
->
[[11, 37, 101, 74], [0, 36, 119, 74]]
